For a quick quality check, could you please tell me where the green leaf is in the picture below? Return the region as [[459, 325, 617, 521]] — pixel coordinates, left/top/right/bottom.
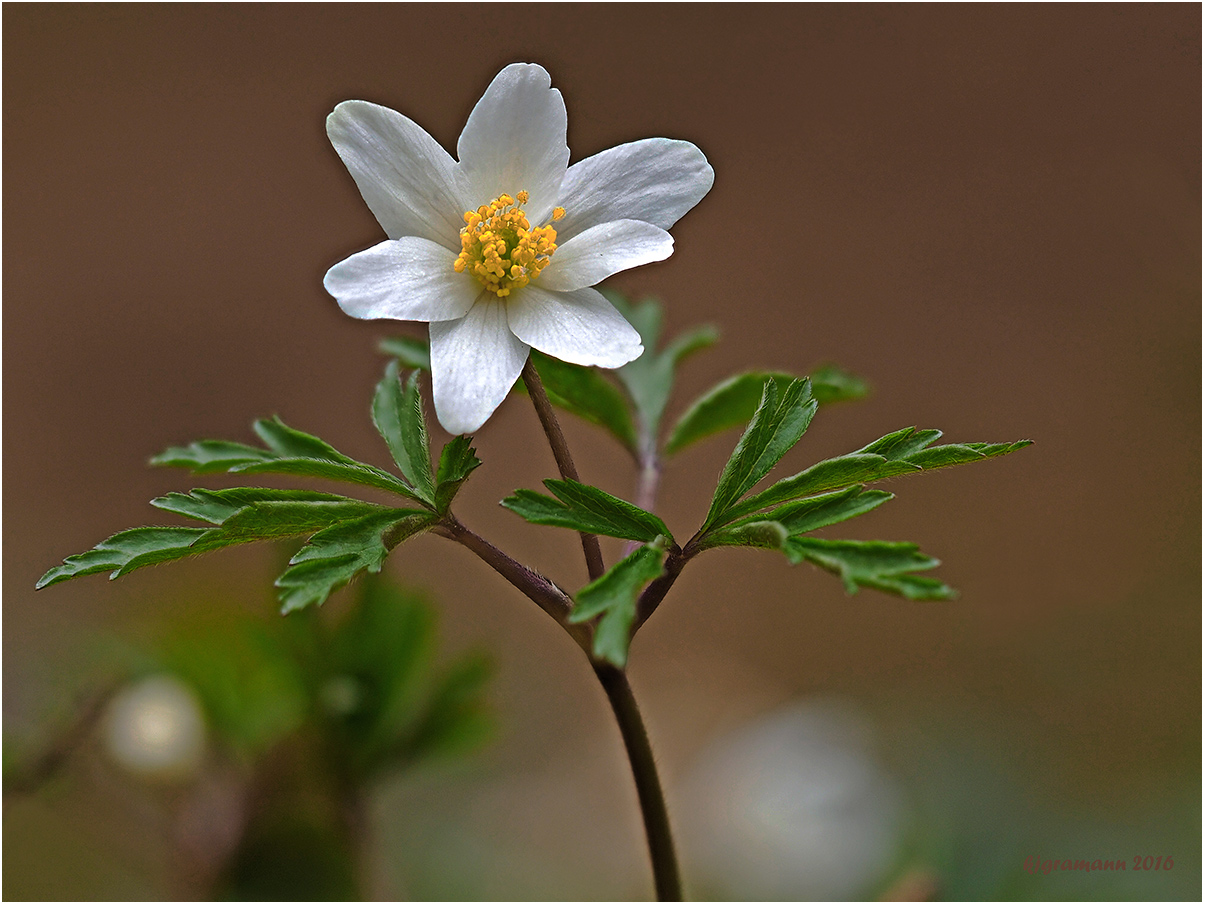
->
[[603, 289, 718, 446], [155, 620, 309, 760], [699, 519, 792, 555], [905, 441, 1029, 469], [501, 479, 672, 543], [232, 457, 421, 499], [37, 527, 209, 588], [253, 416, 357, 461], [529, 350, 639, 454], [723, 432, 1032, 523], [378, 335, 432, 371], [433, 435, 481, 513], [703, 378, 818, 529], [324, 576, 437, 770], [151, 439, 273, 473], [405, 653, 494, 762], [180, 500, 383, 553], [787, 537, 957, 600], [322, 577, 493, 775], [859, 426, 944, 459], [38, 498, 387, 588], [667, 366, 870, 456], [733, 486, 894, 535], [151, 488, 358, 524], [372, 362, 435, 503], [809, 364, 870, 405], [569, 542, 667, 667], [701, 486, 895, 555], [665, 371, 797, 455], [276, 509, 435, 613], [154, 416, 425, 502]]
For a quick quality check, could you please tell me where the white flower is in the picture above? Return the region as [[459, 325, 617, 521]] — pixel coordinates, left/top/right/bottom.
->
[[323, 63, 714, 434]]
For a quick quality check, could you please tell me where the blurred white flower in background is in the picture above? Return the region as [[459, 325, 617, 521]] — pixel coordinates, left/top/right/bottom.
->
[[103, 675, 207, 780], [677, 699, 903, 901], [324, 62, 713, 434]]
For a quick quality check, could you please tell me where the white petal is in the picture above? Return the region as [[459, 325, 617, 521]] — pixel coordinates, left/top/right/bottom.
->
[[556, 138, 715, 241], [429, 298, 530, 434], [539, 220, 674, 292], [327, 101, 468, 249], [456, 64, 569, 224], [506, 286, 643, 368], [324, 238, 482, 322]]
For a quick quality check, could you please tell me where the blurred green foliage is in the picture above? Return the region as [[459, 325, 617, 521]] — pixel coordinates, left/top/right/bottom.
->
[[7, 573, 492, 900]]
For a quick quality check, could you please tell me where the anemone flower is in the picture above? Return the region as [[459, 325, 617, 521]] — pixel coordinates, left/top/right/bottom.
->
[[324, 63, 714, 434]]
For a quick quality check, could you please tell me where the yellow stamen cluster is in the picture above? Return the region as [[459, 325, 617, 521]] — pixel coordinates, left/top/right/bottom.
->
[[454, 191, 565, 297]]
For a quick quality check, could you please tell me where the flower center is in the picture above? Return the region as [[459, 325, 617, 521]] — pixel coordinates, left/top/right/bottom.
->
[[454, 190, 565, 297]]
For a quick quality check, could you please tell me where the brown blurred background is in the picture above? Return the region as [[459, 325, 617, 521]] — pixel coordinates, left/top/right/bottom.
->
[[5, 4, 1200, 900]]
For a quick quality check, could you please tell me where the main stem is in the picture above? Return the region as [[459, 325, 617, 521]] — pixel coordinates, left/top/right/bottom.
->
[[521, 358, 683, 900], [595, 664, 683, 901]]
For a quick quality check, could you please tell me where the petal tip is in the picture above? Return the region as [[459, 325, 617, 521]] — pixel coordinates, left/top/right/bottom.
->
[[498, 61, 552, 85], [326, 99, 372, 133]]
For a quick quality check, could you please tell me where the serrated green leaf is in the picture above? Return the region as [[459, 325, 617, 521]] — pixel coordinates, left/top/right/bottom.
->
[[154, 417, 426, 502], [231, 457, 422, 500], [373, 362, 435, 502], [501, 479, 672, 542], [704, 378, 818, 529], [702, 486, 894, 554], [736, 486, 894, 535], [904, 441, 1023, 469], [253, 416, 357, 462], [433, 435, 481, 513], [603, 289, 718, 446], [787, 537, 957, 600], [378, 335, 432, 371], [570, 542, 667, 668], [665, 371, 797, 455], [38, 498, 389, 588], [809, 364, 870, 405], [37, 527, 210, 588], [667, 366, 870, 456], [276, 509, 435, 613], [700, 519, 793, 555], [151, 488, 357, 524], [181, 499, 381, 550], [529, 350, 639, 454], [151, 439, 273, 472], [723, 433, 1032, 523], [859, 426, 944, 460]]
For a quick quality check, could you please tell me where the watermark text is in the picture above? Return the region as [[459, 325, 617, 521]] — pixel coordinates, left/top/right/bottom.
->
[[1023, 855, 1174, 875]]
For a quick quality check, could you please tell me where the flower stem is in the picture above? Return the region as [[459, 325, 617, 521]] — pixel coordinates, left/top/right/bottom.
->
[[434, 517, 593, 655], [623, 446, 662, 557], [518, 356, 683, 900], [633, 543, 690, 632], [594, 664, 683, 901], [521, 357, 606, 581]]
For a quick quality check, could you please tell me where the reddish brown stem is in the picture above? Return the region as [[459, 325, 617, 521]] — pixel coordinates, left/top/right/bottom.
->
[[521, 357, 607, 581]]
